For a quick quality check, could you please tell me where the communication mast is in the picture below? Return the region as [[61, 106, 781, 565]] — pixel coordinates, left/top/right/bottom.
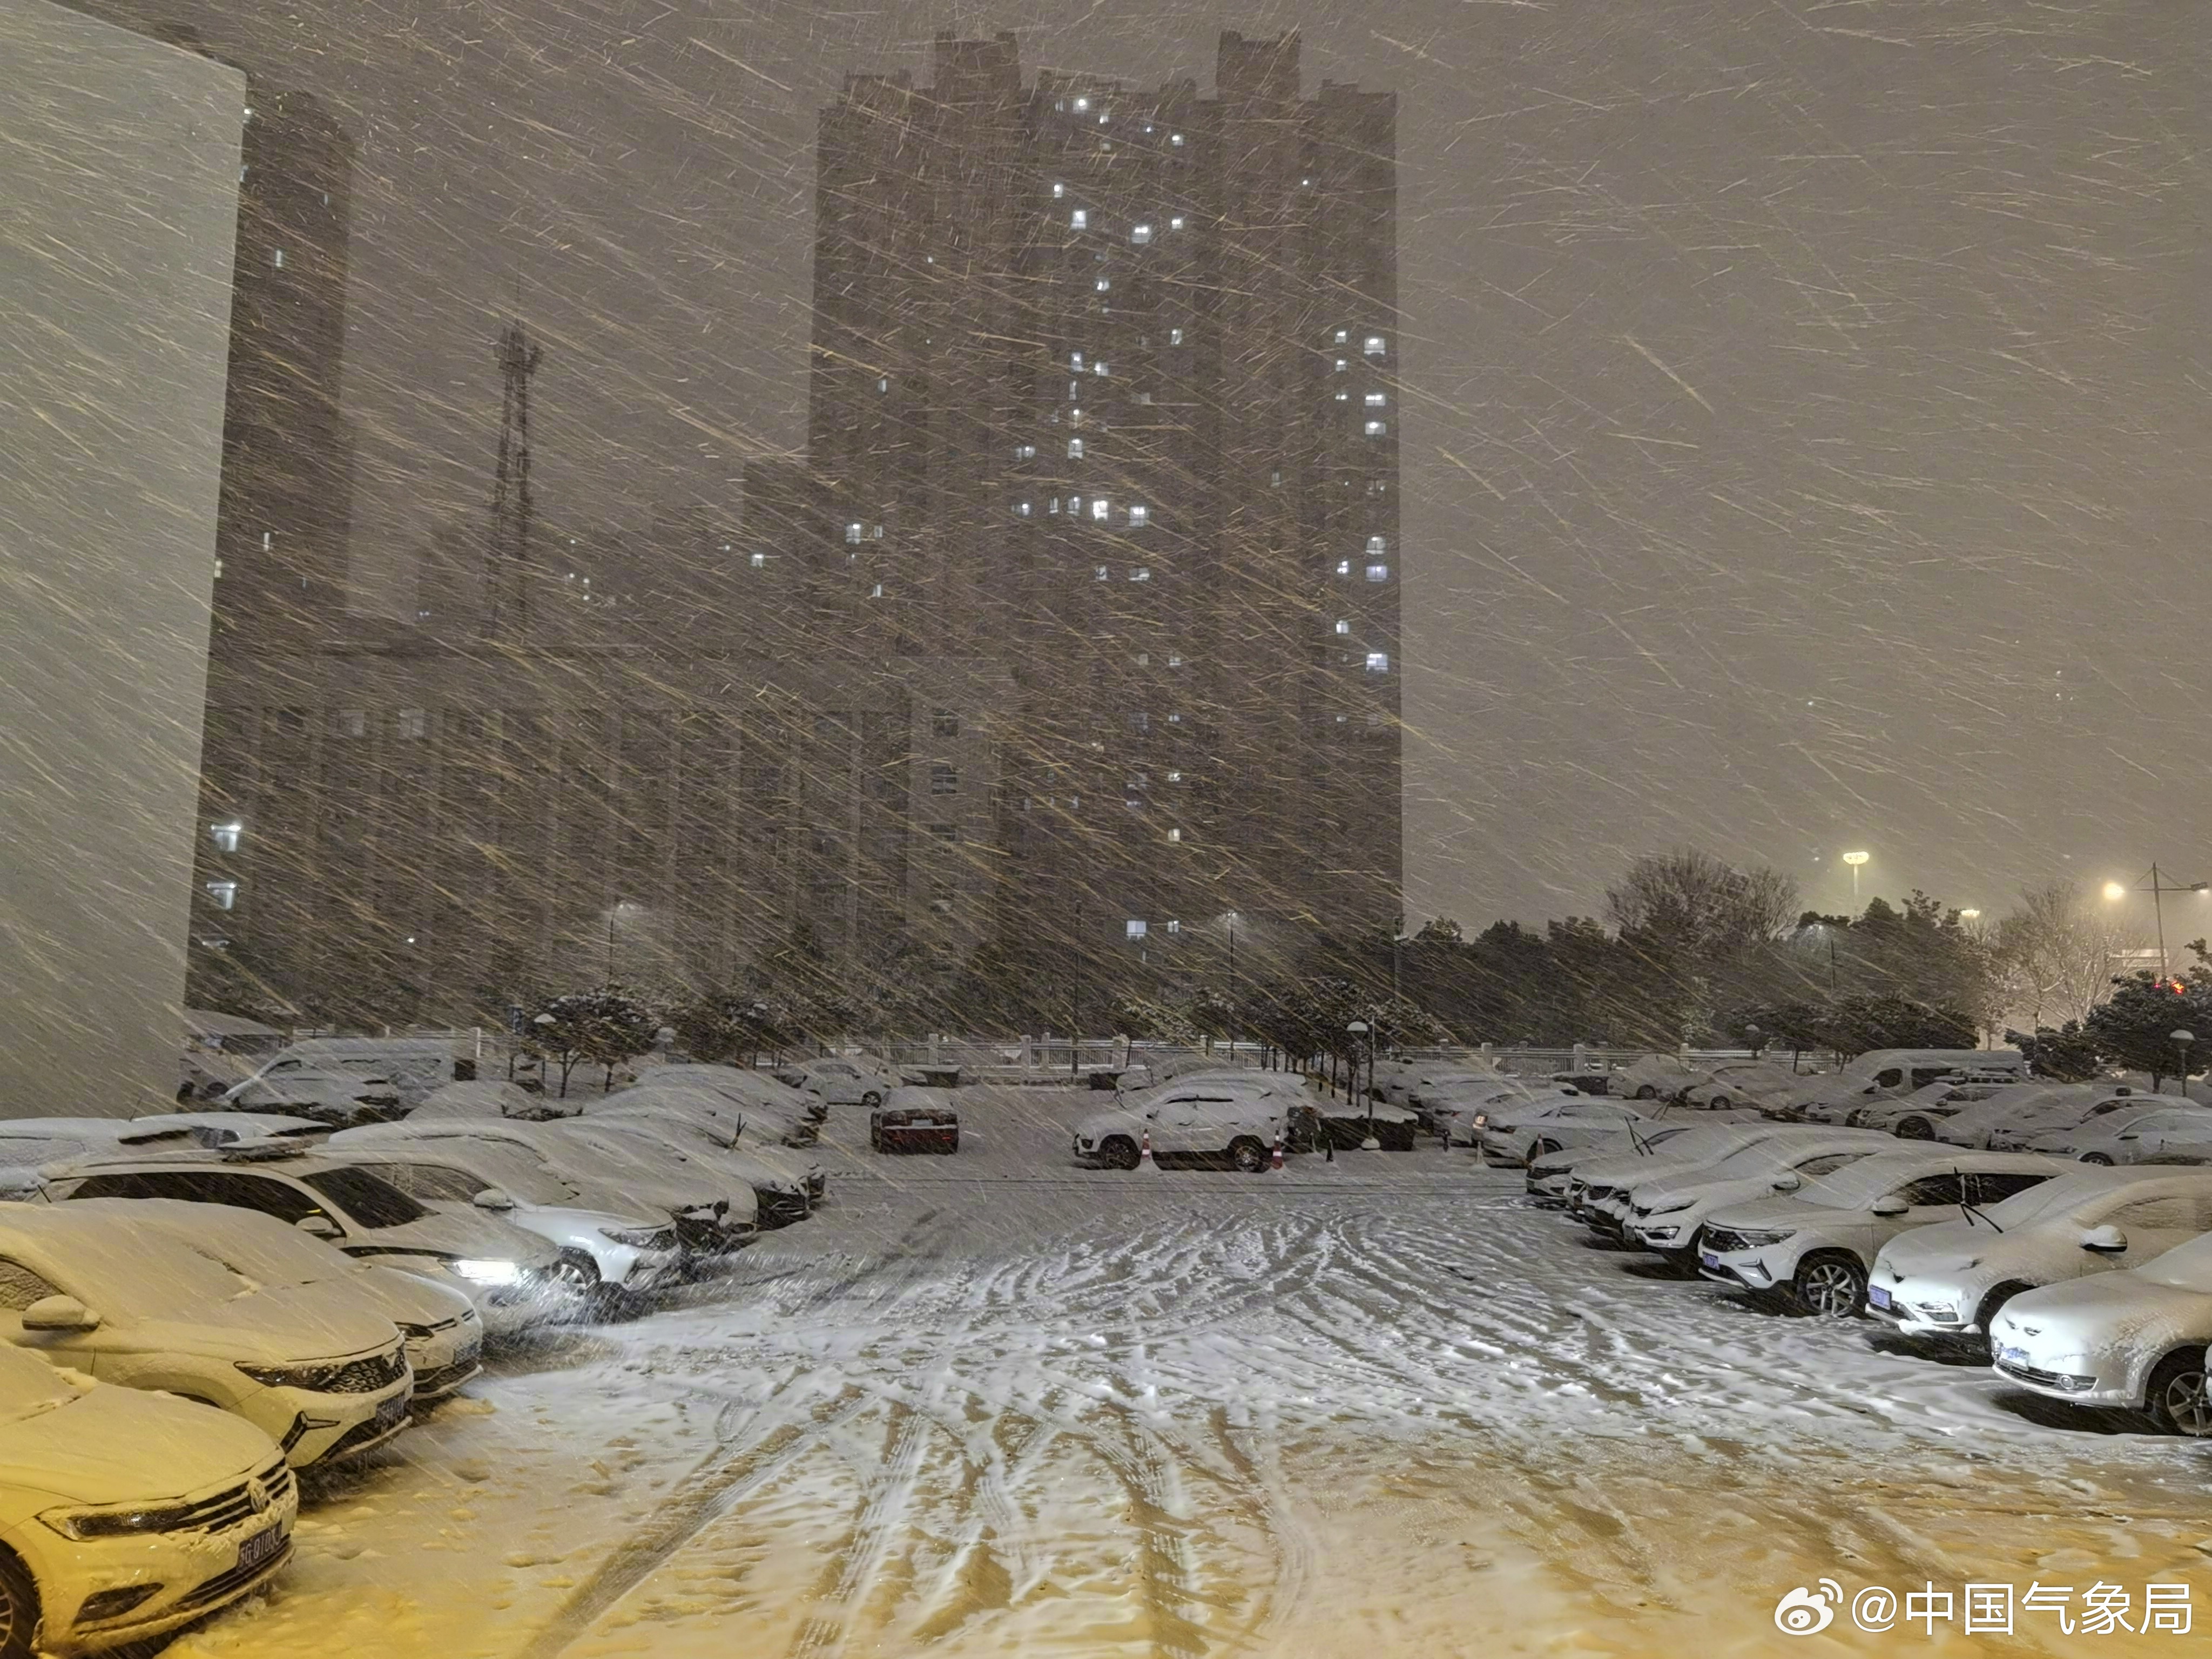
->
[[485, 311, 543, 636]]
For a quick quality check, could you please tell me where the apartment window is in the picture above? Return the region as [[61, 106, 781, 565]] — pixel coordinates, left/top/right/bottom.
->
[[1070, 495, 1084, 516], [1335, 358, 1348, 373], [261, 530, 273, 550], [1095, 565, 1110, 581], [1135, 652, 1149, 665], [1169, 328, 1184, 346], [1166, 712, 1182, 723], [1166, 770, 1183, 783], [1365, 334, 1386, 356], [272, 249, 285, 268], [1016, 443, 1036, 460], [1127, 919, 1148, 939], [334, 708, 367, 738], [1052, 181, 1065, 198], [396, 708, 428, 739], [1131, 567, 1152, 582], [1166, 919, 1182, 933], [1091, 497, 1109, 520], [1333, 619, 1351, 636], [1169, 133, 1184, 146], [1368, 478, 1390, 495], [1365, 420, 1387, 436], [1366, 651, 1391, 673], [1071, 351, 1084, 369], [1074, 96, 1090, 111], [208, 821, 242, 853], [876, 377, 890, 393], [1334, 390, 1350, 402], [750, 551, 767, 568], [1169, 215, 1185, 230], [929, 764, 959, 795], [1167, 828, 1183, 842], [1368, 535, 1387, 554], [869, 583, 885, 598], [1092, 361, 1109, 376], [1131, 224, 1152, 244], [1166, 653, 1183, 667], [845, 522, 864, 544], [1069, 380, 1081, 399], [1130, 711, 1150, 733], [1336, 559, 1352, 577], [1069, 407, 1083, 426], [1095, 278, 1110, 293], [1015, 501, 1033, 517], [1333, 328, 1350, 345], [1365, 392, 1387, 407], [1070, 208, 1088, 229], [1068, 437, 1084, 459], [1128, 504, 1149, 526], [204, 880, 238, 911], [1048, 497, 1061, 514], [933, 710, 960, 738], [1367, 563, 1390, 582], [928, 823, 958, 842]]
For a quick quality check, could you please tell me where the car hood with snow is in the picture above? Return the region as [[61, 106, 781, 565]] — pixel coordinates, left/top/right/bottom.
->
[[0, 1348, 278, 1505]]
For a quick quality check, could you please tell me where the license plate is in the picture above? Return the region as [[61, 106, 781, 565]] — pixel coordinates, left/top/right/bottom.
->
[[236, 1522, 286, 1571], [1700, 1251, 1720, 1271], [1997, 1344, 2028, 1369], [375, 1392, 410, 1430], [1868, 1285, 1892, 1310]]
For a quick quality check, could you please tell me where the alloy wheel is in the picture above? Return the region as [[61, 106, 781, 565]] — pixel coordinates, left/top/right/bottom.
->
[[1798, 1259, 1864, 1317], [2159, 1368, 2212, 1437]]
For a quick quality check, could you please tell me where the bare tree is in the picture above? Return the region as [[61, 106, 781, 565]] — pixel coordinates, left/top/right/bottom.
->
[[1992, 881, 2140, 1028], [1605, 848, 1799, 959]]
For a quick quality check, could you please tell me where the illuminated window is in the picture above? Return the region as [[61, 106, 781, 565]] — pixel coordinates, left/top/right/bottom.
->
[[845, 522, 863, 543], [1016, 501, 1033, 517], [1166, 652, 1182, 667], [1170, 133, 1184, 146], [261, 530, 273, 550], [1365, 334, 1386, 356], [1015, 443, 1036, 459], [877, 377, 889, 393], [1048, 497, 1061, 514], [1169, 327, 1184, 346], [1074, 96, 1090, 112], [1335, 358, 1348, 373], [272, 249, 285, 268], [1095, 278, 1110, 292], [1070, 208, 1088, 230], [1333, 328, 1349, 345], [1093, 361, 1109, 376], [1127, 918, 1148, 939], [1070, 495, 1084, 515], [1052, 181, 1065, 198], [1334, 390, 1349, 402], [1336, 559, 1352, 577], [1071, 351, 1084, 369], [1367, 563, 1389, 582], [1365, 392, 1387, 407], [1128, 504, 1149, 525], [750, 550, 766, 568], [1333, 619, 1351, 635], [1169, 214, 1185, 230], [1366, 651, 1390, 673], [204, 880, 238, 910], [1068, 437, 1084, 458], [1365, 420, 1386, 436], [1166, 770, 1182, 783], [1131, 224, 1152, 244], [1166, 919, 1182, 933], [870, 582, 884, 598], [1131, 567, 1152, 582], [1095, 565, 1109, 581], [208, 821, 242, 852], [1168, 828, 1183, 842], [1091, 497, 1110, 520], [1367, 535, 1387, 554]]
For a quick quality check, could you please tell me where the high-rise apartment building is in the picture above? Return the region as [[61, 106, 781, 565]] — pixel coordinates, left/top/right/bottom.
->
[[806, 30, 1401, 962]]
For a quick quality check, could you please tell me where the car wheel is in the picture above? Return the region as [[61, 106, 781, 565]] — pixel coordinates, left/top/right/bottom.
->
[[1229, 1137, 1267, 1173], [1974, 1282, 2032, 1334], [869, 1130, 883, 1152], [2147, 1352, 2212, 1437], [1895, 1116, 1934, 1140], [1101, 1136, 1141, 1171], [861, 1091, 882, 1109], [553, 1250, 602, 1293], [1708, 1095, 1730, 1112], [942, 1132, 959, 1154], [1635, 1084, 1657, 1101], [1793, 1254, 1867, 1318], [0, 1548, 39, 1659], [2079, 1152, 2114, 1165], [1534, 1137, 1562, 1159]]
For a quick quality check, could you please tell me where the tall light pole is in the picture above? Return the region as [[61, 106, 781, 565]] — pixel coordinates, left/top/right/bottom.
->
[[1225, 911, 1239, 1061], [2103, 866, 2209, 980], [2174, 1029, 2195, 1098], [1841, 849, 1869, 900]]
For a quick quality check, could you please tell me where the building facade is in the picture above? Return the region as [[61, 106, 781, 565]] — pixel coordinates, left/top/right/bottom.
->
[[805, 30, 1402, 965]]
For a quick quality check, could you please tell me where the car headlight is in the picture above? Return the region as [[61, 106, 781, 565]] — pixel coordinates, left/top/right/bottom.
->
[[237, 1359, 347, 1389], [1644, 1199, 1694, 1217], [452, 1258, 522, 1285], [1643, 1225, 1682, 1242], [1734, 1228, 1797, 1247], [41, 1500, 198, 1540], [600, 1226, 677, 1249]]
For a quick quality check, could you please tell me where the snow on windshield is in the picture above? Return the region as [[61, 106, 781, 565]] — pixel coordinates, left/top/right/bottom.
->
[[0, 1343, 79, 1421]]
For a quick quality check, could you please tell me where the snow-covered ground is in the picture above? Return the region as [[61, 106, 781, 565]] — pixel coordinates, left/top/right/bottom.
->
[[168, 1087, 2212, 1659]]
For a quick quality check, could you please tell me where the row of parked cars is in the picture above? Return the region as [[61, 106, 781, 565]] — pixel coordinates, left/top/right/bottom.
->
[[0, 1058, 865, 1656], [1524, 1116, 2212, 1437]]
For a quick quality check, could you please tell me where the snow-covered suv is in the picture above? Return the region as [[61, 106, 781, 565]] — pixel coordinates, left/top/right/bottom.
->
[[1473, 1098, 1649, 1166], [1699, 1149, 2064, 1316], [1622, 1133, 1891, 1265], [1073, 1080, 1298, 1171], [0, 1345, 298, 1655]]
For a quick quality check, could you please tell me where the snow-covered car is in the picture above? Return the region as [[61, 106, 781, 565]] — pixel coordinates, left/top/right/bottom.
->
[[1549, 1124, 1799, 1220], [584, 1090, 821, 1222], [620, 1065, 823, 1145], [0, 1121, 200, 1196], [409, 1079, 577, 1123], [2019, 1103, 2212, 1164], [555, 1115, 794, 1233], [113, 1199, 484, 1399], [1390, 1067, 1515, 1127], [1611, 1055, 1711, 1103], [0, 1344, 297, 1655], [1698, 1149, 2065, 1316], [1473, 1098, 1651, 1166], [1310, 1096, 1421, 1150], [871, 1087, 959, 1153], [1622, 1134, 1893, 1266], [1848, 1079, 2012, 1139], [1870, 1167, 2212, 1343], [1988, 1229, 2212, 1434], [1523, 1124, 1705, 1204], [1419, 1079, 1552, 1144], [1073, 1081, 1294, 1171], [217, 1067, 406, 1126], [1991, 1093, 2202, 1154], [132, 1112, 331, 1152], [1930, 1083, 2115, 1150], [37, 1149, 567, 1336], [775, 1056, 899, 1111], [0, 1203, 412, 1468], [322, 1131, 689, 1298], [1682, 1062, 1801, 1112]]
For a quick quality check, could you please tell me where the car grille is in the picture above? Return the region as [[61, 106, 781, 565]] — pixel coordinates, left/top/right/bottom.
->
[[1701, 1227, 1755, 1253], [1994, 1357, 2094, 1393], [174, 1537, 294, 1613], [319, 1411, 407, 1461], [322, 1349, 410, 1394], [165, 1458, 294, 1534], [1585, 1185, 1616, 1203], [414, 1355, 482, 1395], [758, 1191, 810, 1228]]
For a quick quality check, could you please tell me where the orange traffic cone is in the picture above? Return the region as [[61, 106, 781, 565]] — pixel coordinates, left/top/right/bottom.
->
[[1139, 1129, 1153, 1166], [1270, 1132, 1284, 1171]]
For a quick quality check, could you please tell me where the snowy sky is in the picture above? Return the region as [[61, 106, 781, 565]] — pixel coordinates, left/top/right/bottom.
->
[[82, 0, 2211, 932]]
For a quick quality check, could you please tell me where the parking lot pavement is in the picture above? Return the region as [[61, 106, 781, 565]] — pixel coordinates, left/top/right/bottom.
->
[[181, 1088, 2212, 1659]]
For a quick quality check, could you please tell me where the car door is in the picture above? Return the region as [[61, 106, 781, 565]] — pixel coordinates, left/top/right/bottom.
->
[[1151, 1092, 1212, 1154], [1882, 1172, 1968, 1239], [2085, 1194, 2202, 1267], [2120, 1114, 2212, 1162]]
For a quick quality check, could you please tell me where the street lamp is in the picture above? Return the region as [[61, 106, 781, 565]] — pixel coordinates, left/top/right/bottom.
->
[[1347, 1019, 1379, 1149], [1745, 1022, 1763, 1058], [2102, 866, 2209, 979], [1841, 850, 1870, 899], [2174, 1029, 2195, 1098], [1959, 908, 1981, 921]]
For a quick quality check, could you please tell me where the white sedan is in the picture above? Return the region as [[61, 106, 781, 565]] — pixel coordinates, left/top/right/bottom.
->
[[2015, 1101, 2212, 1163], [1985, 1090, 2189, 1152], [0, 1345, 297, 1656], [1560, 1124, 1802, 1224], [1849, 1080, 2010, 1139], [1473, 1099, 1651, 1167], [1871, 1166, 2212, 1341], [1698, 1149, 2065, 1316], [1622, 1134, 1891, 1264], [1990, 1231, 2212, 1435]]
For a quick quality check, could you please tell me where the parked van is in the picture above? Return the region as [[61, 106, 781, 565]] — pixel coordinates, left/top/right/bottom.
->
[[232, 1038, 467, 1108], [1838, 1049, 2026, 1094]]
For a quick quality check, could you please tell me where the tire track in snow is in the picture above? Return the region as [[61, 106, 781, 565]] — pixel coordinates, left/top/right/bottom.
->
[[784, 1401, 932, 1659]]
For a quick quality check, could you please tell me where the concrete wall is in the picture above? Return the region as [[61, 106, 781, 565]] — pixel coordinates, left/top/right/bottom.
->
[[0, 0, 244, 1116]]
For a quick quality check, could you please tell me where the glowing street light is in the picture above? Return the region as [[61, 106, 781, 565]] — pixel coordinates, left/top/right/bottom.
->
[[1841, 849, 1869, 898], [1959, 909, 1981, 921], [2103, 881, 2129, 902], [2102, 866, 2210, 979]]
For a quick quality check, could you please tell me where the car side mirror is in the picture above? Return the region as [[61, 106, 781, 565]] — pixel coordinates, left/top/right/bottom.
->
[[2118, 1133, 2139, 1142], [294, 1213, 343, 1239], [1871, 1195, 1910, 1217], [473, 1187, 515, 1211], [1770, 1173, 1802, 1192], [2082, 1225, 2128, 1254], [22, 1294, 99, 1332]]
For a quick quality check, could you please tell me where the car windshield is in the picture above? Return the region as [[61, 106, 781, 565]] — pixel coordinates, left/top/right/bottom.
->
[[1699, 1141, 1802, 1178], [1984, 1168, 2135, 1228], [166, 1218, 353, 1285], [300, 1166, 428, 1228], [369, 1142, 576, 1205], [1791, 1156, 1955, 1210], [0, 1343, 78, 1422]]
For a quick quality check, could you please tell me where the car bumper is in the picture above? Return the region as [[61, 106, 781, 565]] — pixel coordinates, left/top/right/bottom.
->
[[402, 1327, 485, 1399], [1990, 1347, 2134, 1406], [1865, 1276, 1979, 1334], [1697, 1245, 1795, 1291], [31, 1494, 299, 1657], [1525, 1171, 1573, 1203], [1627, 1218, 1696, 1250], [248, 1377, 415, 1468], [875, 1124, 960, 1152]]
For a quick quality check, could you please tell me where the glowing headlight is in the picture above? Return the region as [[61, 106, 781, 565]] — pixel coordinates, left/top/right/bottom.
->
[[600, 1226, 676, 1250], [453, 1258, 522, 1285], [41, 1501, 194, 1540]]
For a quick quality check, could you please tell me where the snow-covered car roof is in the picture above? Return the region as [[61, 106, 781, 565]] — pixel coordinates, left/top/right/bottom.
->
[[414, 1080, 574, 1120], [1789, 1148, 2061, 1209], [0, 1201, 260, 1314], [0, 1117, 198, 1147]]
